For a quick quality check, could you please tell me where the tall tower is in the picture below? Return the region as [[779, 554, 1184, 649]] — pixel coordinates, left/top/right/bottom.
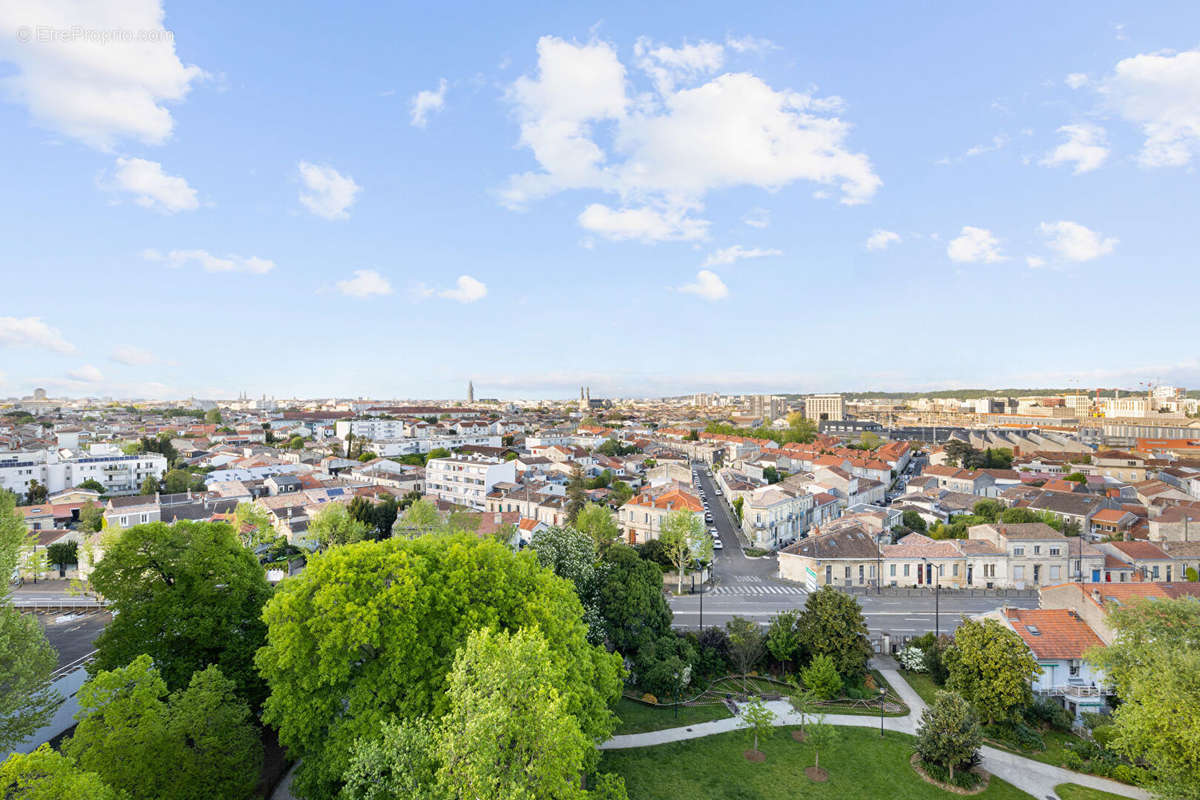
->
[[579, 386, 587, 414], [467, 380, 474, 403]]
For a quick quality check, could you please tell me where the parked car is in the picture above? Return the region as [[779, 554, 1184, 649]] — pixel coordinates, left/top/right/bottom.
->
[[713, 538, 724, 550]]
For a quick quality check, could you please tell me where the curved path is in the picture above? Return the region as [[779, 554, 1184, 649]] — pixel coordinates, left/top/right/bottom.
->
[[601, 660, 1148, 800]]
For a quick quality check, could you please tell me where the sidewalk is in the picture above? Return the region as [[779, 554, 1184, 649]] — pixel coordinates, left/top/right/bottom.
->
[[600, 662, 1149, 800]]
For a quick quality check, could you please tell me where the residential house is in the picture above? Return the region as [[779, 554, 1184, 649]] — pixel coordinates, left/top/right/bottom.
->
[[993, 608, 1109, 722], [778, 524, 882, 589], [618, 487, 703, 545]]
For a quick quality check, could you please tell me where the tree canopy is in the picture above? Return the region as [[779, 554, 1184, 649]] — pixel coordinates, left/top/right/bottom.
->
[[255, 534, 623, 800], [796, 585, 872, 679], [944, 618, 1038, 725], [308, 503, 371, 549], [916, 690, 982, 783], [0, 744, 124, 800], [88, 520, 272, 706], [575, 503, 620, 550], [594, 544, 672, 655]]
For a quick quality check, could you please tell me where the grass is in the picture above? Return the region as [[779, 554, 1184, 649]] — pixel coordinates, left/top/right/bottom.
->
[[613, 697, 731, 735], [900, 670, 942, 708], [600, 726, 1034, 800], [1053, 784, 1129, 800], [707, 676, 791, 696]]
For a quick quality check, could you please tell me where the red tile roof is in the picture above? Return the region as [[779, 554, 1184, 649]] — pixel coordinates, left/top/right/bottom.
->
[[1004, 608, 1104, 660]]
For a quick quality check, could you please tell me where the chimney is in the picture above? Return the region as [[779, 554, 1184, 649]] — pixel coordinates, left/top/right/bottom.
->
[[1090, 587, 1101, 604]]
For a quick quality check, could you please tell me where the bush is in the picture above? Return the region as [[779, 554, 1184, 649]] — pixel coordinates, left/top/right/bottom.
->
[[920, 753, 984, 790], [1024, 698, 1074, 732], [1110, 764, 1138, 785], [800, 654, 843, 700], [743, 548, 769, 558], [1091, 723, 1117, 749], [898, 645, 927, 672], [1080, 711, 1109, 730], [984, 721, 1044, 752], [640, 693, 657, 705], [1062, 750, 1084, 770]]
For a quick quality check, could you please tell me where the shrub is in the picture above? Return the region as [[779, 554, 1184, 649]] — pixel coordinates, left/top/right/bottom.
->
[[898, 645, 927, 672], [920, 753, 984, 790], [1091, 723, 1117, 749], [1080, 711, 1109, 730], [800, 654, 843, 700], [984, 721, 1044, 751], [1062, 750, 1084, 770], [1024, 698, 1074, 732], [1110, 764, 1138, 785], [641, 693, 657, 705]]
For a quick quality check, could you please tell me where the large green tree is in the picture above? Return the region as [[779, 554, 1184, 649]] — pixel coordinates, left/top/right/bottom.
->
[[796, 585, 872, 679], [726, 616, 765, 690], [916, 690, 982, 783], [437, 628, 594, 800], [575, 503, 620, 550], [0, 744, 124, 800], [255, 535, 623, 800], [765, 610, 803, 672], [659, 509, 710, 594], [0, 491, 58, 750], [340, 718, 444, 800], [88, 520, 271, 706], [308, 503, 371, 549], [944, 618, 1038, 725], [65, 656, 261, 800], [593, 544, 672, 655], [232, 501, 274, 546], [1089, 597, 1200, 800]]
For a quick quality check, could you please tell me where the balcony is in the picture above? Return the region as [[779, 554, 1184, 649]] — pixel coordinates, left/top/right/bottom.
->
[[1045, 684, 1108, 698]]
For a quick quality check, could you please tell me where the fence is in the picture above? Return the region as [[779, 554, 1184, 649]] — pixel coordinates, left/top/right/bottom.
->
[[12, 598, 108, 612]]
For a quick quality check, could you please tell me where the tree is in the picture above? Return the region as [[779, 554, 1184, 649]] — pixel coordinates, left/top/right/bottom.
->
[[65, 656, 261, 800], [805, 714, 840, 775], [1064, 471, 1087, 484], [139, 475, 159, 495], [341, 718, 445, 800], [726, 616, 765, 690], [609, 480, 634, 506], [916, 690, 982, 783], [255, 535, 623, 800], [529, 525, 604, 645], [1088, 597, 1200, 800], [576, 503, 620, 550], [204, 409, 223, 424], [162, 469, 204, 494], [24, 479, 48, 505], [762, 466, 781, 484], [0, 492, 58, 751], [741, 696, 776, 755], [76, 479, 106, 494], [765, 610, 802, 672], [46, 540, 78, 570], [901, 509, 927, 533], [634, 634, 696, 700], [232, 501, 273, 546], [733, 496, 744, 523], [394, 498, 442, 537], [566, 465, 587, 524], [424, 447, 451, 462], [859, 431, 883, 450], [309, 503, 371, 549], [438, 628, 597, 800], [287, 435, 305, 450], [595, 544, 672, 655], [797, 585, 872, 679], [943, 440, 978, 469], [88, 520, 272, 706], [944, 618, 1038, 725], [660, 509, 710, 594], [785, 413, 818, 444], [787, 679, 816, 737], [800, 654, 843, 700], [971, 500, 1002, 522], [78, 502, 104, 532], [0, 744, 124, 800]]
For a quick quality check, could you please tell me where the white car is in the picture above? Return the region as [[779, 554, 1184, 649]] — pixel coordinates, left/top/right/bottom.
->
[[712, 538, 724, 550], [714, 489, 722, 496]]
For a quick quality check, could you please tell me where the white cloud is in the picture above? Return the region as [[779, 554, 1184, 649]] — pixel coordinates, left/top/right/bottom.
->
[[0, 316, 75, 353], [1102, 49, 1200, 167], [634, 37, 724, 92], [1039, 124, 1109, 174], [742, 208, 770, 229], [947, 226, 1005, 263], [146, 248, 275, 274], [109, 345, 156, 365], [577, 203, 708, 242], [725, 35, 776, 55], [1065, 73, 1089, 89], [502, 36, 879, 242], [438, 275, 488, 303], [106, 157, 199, 212], [336, 269, 393, 298], [1039, 220, 1118, 262], [701, 245, 782, 267], [0, 0, 205, 149], [865, 229, 901, 251], [678, 269, 728, 301], [297, 161, 361, 220], [937, 134, 1009, 164], [1025, 255, 1046, 268], [67, 364, 104, 382], [410, 78, 447, 127]]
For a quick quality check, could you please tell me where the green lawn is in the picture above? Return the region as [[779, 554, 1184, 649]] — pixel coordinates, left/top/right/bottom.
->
[[901, 670, 942, 708], [1054, 784, 1129, 800], [600, 726, 1034, 800], [613, 697, 732, 734]]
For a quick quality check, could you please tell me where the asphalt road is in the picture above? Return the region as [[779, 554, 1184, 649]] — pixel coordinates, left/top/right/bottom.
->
[[36, 611, 110, 669]]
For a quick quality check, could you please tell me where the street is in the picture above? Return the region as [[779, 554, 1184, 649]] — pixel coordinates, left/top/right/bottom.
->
[[680, 461, 1038, 639]]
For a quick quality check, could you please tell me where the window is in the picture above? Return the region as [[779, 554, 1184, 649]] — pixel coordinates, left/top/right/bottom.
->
[[1034, 545, 1041, 555], [1014, 565, 1025, 580], [938, 564, 944, 577], [844, 566, 851, 580], [1050, 547, 1060, 556], [1050, 566, 1060, 580], [952, 563, 959, 576], [903, 564, 910, 577], [1013, 547, 1024, 556], [890, 564, 896, 577]]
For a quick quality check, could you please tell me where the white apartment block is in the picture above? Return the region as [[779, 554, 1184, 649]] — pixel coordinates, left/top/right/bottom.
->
[[805, 394, 845, 422], [373, 434, 502, 456], [0, 448, 167, 497], [742, 486, 814, 550], [425, 455, 516, 510]]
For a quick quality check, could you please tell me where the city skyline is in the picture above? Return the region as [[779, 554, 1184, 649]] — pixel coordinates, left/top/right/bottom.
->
[[2, 2, 1199, 400]]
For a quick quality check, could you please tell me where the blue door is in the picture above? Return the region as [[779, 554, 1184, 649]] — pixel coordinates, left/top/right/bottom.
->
[[1091, 569, 1100, 582]]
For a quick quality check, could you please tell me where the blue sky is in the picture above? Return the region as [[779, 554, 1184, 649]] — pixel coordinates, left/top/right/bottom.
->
[[1, 2, 1198, 400]]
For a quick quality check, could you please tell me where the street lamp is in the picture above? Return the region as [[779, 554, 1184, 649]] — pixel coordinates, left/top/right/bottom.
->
[[922, 558, 940, 638], [879, 686, 887, 737]]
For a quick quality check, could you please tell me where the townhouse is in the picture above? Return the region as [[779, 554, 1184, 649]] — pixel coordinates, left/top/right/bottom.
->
[[777, 524, 882, 590], [617, 487, 703, 545], [740, 484, 813, 550]]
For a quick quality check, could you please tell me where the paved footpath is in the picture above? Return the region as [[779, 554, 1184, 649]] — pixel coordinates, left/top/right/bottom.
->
[[601, 658, 1149, 800]]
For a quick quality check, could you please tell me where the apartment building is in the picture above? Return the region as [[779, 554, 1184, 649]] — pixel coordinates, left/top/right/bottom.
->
[[970, 523, 1105, 588], [741, 485, 813, 550], [0, 447, 167, 496], [425, 455, 515, 510], [805, 394, 845, 422], [618, 487, 703, 545]]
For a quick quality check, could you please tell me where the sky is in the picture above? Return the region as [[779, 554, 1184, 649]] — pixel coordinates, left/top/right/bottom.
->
[[1, 1, 1198, 401]]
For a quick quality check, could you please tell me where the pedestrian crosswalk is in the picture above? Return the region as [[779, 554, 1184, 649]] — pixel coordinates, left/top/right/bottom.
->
[[707, 584, 807, 596]]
